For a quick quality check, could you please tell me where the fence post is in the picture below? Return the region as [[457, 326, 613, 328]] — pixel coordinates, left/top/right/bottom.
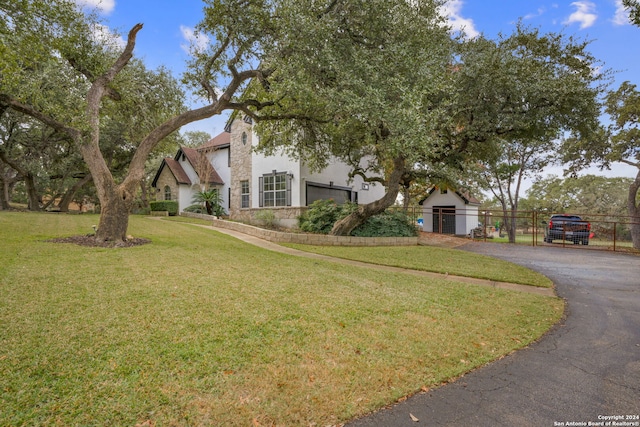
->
[[533, 210, 537, 246], [613, 222, 617, 252]]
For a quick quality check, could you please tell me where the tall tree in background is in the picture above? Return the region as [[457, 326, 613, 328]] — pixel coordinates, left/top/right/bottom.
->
[[563, 81, 640, 248], [473, 137, 555, 242], [453, 24, 605, 243]]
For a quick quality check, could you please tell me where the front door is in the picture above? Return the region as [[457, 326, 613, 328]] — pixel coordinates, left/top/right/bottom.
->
[[433, 206, 456, 234]]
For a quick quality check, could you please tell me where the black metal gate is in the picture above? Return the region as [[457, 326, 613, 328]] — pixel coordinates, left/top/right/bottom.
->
[[433, 206, 456, 234]]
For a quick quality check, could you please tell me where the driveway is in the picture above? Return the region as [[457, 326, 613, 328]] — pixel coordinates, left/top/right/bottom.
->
[[348, 242, 640, 427]]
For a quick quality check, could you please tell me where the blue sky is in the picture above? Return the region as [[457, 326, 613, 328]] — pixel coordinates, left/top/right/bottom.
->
[[77, 0, 639, 185]]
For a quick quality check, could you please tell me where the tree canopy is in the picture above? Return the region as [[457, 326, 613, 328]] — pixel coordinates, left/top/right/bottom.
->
[[0, 0, 615, 242]]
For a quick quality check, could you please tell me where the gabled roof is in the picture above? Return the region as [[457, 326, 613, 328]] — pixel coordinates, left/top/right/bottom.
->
[[419, 186, 481, 206], [151, 158, 191, 187], [197, 132, 231, 151], [152, 146, 224, 188], [178, 147, 224, 185]]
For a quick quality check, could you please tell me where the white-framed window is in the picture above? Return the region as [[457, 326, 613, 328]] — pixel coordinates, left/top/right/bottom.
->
[[164, 185, 172, 200], [259, 172, 291, 207], [241, 180, 250, 208]]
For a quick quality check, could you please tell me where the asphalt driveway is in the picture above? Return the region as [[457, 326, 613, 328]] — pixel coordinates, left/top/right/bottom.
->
[[348, 243, 640, 427]]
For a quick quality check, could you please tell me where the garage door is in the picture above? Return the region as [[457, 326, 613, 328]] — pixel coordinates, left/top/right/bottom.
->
[[306, 183, 352, 205]]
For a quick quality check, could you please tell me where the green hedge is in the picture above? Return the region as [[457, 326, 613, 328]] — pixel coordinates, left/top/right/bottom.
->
[[150, 200, 178, 216], [298, 199, 417, 237]]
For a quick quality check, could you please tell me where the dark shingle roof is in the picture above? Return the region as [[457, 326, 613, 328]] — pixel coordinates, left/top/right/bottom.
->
[[178, 147, 224, 186], [197, 132, 231, 151]]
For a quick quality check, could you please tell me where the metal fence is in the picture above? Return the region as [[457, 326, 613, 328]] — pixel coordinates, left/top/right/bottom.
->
[[391, 206, 639, 252]]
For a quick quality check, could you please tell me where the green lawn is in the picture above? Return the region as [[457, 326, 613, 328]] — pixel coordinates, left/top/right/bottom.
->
[[0, 212, 563, 426], [284, 243, 552, 287]]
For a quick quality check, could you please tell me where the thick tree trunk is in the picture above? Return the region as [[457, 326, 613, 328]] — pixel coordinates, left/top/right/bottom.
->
[[329, 155, 406, 236], [58, 173, 92, 212], [139, 179, 149, 209], [94, 182, 134, 242], [0, 176, 11, 210], [628, 169, 640, 250], [24, 173, 41, 211]]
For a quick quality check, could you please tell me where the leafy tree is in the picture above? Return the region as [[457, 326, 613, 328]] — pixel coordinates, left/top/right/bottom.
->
[[1, 1, 200, 242], [2, 0, 339, 243], [252, 0, 457, 235], [623, 0, 640, 25], [526, 174, 634, 240], [182, 131, 212, 148], [454, 24, 605, 242], [563, 81, 640, 248], [472, 137, 555, 242]]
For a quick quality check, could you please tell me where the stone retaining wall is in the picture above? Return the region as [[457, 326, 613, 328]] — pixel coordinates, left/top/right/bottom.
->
[[180, 212, 418, 246]]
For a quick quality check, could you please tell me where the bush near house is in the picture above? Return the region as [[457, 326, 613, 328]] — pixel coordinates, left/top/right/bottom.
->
[[299, 199, 417, 237], [352, 209, 418, 237], [183, 204, 207, 214], [150, 200, 178, 216]]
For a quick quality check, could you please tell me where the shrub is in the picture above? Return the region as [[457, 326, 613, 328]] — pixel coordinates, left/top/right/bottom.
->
[[352, 210, 418, 237], [298, 200, 415, 237], [255, 209, 277, 229], [191, 189, 226, 216], [150, 200, 178, 216], [298, 199, 357, 234], [183, 204, 207, 214]]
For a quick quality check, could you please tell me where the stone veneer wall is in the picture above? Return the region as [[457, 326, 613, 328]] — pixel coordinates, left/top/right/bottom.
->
[[180, 212, 418, 246], [228, 119, 253, 219], [154, 167, 178, 203]]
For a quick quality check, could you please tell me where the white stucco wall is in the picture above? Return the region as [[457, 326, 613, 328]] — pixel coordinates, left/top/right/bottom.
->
[[301, 159, 385, 205], [251, 138, 385, 208], [206, 148, 231, 213], [178, 155, 198, 186], [422, 191, 479, 236], [178, 185, 196, 213], [251, 137, 301, 207]]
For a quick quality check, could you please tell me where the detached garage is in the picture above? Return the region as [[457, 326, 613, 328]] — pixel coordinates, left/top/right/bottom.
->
[[420, 187, 481, 236]]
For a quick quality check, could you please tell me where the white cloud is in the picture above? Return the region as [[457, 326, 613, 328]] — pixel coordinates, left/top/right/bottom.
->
[[74, 0, 116, 14], [180, 25, 210, 55], [563, 1, 598, 29], [612, 0, 631, 25], [523, 7, 546, 20], [440, 0, 480, 38]]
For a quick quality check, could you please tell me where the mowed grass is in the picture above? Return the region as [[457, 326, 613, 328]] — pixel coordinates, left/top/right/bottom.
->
[[285, 244, 552, 287], [0, 212, 563, 426]]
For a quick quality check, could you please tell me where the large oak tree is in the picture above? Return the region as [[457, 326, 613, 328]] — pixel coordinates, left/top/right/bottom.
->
[[459, 25, 606, 243], [563, 81, 640, 248], [0, 0, 281, 242]]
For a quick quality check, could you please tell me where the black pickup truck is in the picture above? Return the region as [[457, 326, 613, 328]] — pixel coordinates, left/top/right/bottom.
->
[[544, 214, 591, 245]]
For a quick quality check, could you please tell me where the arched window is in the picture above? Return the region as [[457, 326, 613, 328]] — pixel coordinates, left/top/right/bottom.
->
[[164, 185, 172, 201], [241, 132, 248, 146]]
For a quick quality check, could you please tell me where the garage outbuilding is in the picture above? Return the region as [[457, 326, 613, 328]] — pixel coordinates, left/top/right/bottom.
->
[[420, 187, 481, 236]]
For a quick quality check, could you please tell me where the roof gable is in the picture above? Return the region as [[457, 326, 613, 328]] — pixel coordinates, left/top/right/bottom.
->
[[419, 186, 481, 206], [151, 158, 191, 187], [176, 147, 224, 186]]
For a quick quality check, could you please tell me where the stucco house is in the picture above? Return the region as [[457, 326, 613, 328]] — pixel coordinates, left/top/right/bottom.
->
[[152, 115, 386, 227], [420, 186, 481, 236]]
